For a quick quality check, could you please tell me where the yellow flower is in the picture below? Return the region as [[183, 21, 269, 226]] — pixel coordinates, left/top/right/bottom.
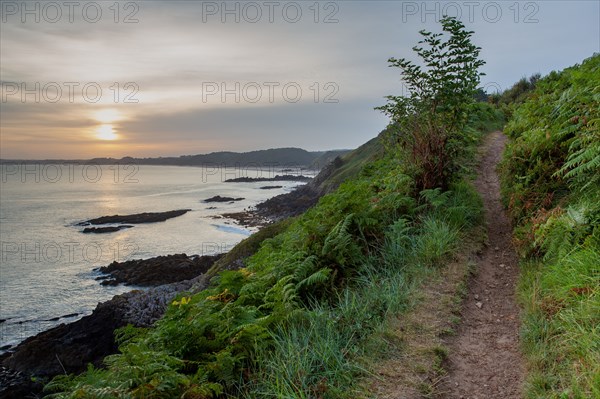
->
[[172, 296, 191, 307]]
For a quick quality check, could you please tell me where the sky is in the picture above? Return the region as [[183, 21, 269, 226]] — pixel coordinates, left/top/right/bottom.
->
[[1, 0, 598, 159]]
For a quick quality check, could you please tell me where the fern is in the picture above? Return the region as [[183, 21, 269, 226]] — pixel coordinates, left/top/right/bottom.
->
[[419, 187, 452, 209], [297, 268, 332, 291], [322, 214, 362, 269], [560, 123, 600, 190]]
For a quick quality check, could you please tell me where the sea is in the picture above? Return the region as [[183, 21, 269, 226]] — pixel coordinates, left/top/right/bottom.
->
[[0, 163, 309, 352]]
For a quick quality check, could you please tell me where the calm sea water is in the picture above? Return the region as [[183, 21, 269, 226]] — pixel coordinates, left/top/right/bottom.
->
[[0, 164, 308, 351]]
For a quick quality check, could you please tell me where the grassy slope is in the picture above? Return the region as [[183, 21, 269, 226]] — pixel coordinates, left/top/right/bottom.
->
[[205, 133, 385, 280], [499, 54, 599, 399]]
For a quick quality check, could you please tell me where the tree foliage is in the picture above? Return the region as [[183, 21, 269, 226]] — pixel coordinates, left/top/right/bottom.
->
[[377, 16, 485, 191]]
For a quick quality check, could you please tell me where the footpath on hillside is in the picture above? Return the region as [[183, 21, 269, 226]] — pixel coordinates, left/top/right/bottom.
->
[[368, 131, 524, 398], [439, 131, 524, 398]]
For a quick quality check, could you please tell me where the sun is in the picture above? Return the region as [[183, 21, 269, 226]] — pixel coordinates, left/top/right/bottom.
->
[[94, 109, 122, 123], [96, 124, 118, 140]]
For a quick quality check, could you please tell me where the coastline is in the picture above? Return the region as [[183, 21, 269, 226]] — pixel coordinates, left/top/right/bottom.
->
[[0, 160, 340, 398]]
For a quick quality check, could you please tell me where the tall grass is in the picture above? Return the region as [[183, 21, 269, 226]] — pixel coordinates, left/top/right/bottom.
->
[[500, 54, 599, 398], [240, 181, 483, 398]]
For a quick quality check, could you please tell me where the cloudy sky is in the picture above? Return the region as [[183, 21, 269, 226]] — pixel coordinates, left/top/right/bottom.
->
[[1, 1, 598, 159]]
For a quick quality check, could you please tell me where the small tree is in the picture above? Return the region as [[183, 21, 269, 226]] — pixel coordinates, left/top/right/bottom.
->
[[377, 16, 485, 191]]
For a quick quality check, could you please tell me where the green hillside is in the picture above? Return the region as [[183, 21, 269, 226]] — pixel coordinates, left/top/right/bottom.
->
[[500, 54, 599, 398]]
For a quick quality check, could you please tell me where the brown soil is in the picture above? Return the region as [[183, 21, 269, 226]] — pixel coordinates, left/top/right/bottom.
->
[[367, 231, 484, 398], [438, 131, 524, 398]]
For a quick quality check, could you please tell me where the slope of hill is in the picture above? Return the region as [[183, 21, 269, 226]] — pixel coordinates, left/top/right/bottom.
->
[[499, 54, 599, 398], [251, 135, 384, 221]]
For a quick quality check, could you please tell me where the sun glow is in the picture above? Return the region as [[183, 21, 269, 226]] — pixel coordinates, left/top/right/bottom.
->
[[96, 124, 118, 140], [94, 109, 122, 123], [92, 108, 123, 141]]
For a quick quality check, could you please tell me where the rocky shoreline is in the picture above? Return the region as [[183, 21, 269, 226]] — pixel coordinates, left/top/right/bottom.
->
[[0, 157, 344, 398], [224, 174, 312, 183], [0, 254, 220, 398]]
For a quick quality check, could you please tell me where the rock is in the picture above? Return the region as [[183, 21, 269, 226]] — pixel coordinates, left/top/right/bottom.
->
[[224, 175, 312, 183], [474, 294, 479, 300], [0, 295, 130, 395], [0, 255, 221, 397], [97, 253, 222, 287], [499, 263, 505, 268], [475, 302, 483, 309], [221, 211, 270, 228], [0, 366, 45, 399], [82, 225, 133, 234], [203, 196, 245, 203], [252, 157, 344, 222], [260, 185, 283, 190], [77, 209, 191, 226]]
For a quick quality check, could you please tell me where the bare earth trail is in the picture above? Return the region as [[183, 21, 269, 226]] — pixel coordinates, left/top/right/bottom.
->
[[439, 131, 524, 398]]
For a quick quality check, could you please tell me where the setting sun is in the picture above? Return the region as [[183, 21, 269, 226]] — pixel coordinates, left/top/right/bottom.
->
[[94, 109, 122, 123], [96, 124, 118, 140]]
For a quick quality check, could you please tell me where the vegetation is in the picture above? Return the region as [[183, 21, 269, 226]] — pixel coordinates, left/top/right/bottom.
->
[[488, 73, 541, 113], [377, 16, 485, 191], [45, 17, 497, 398], [499, 54, 599, 398]]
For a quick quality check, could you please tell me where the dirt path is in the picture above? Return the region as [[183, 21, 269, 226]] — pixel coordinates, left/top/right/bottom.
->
[[439, 131, 524, 398]]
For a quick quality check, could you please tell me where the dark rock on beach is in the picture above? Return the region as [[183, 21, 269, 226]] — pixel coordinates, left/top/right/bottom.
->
[[222, 159, 344, 228], [0, 366, 45, 399], [0, 254, 221, 398], [204, 195, 245, 203], [82, 225, 134, 234], [77, 209, 191, 226], [222, 211, 271, 228], [1, 296, 129, 379], [255, 157, 343, 220], [225, 174, 312, 183], [97, 253, 222, 286], [260, 185, 283, 190]]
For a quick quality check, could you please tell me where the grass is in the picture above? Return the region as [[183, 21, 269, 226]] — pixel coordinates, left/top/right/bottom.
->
[[206, 218, 294, 276], [242, 179, 487, 398], [518, 249, 600, 399], [500, 54, 600, 398]]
